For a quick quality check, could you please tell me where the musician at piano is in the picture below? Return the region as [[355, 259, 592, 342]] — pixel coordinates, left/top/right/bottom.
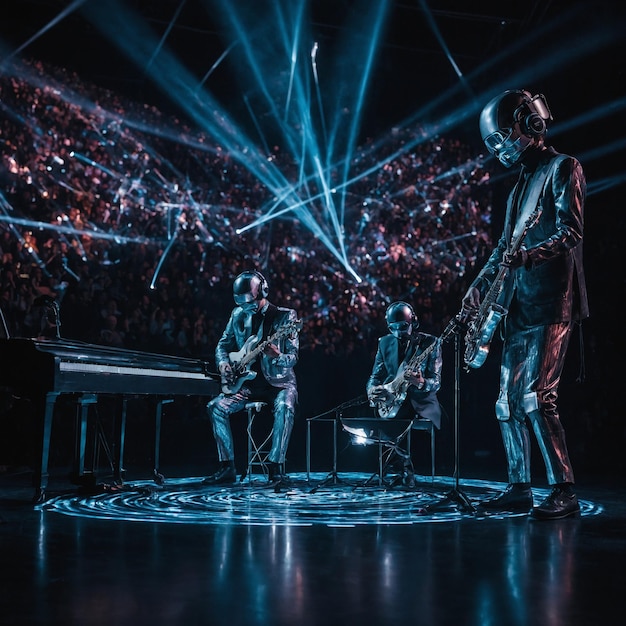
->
[[203, 270, 300, 485], [366, 301, 442, 481], [459, 89, 588, 519]]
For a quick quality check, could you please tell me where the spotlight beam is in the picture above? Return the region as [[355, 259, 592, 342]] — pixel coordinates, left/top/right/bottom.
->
[[335, 0, 390, 245], [5, 0, 87, 62], [0, 213, 151, 246], [417, 0, 473, 97], [144, 0, 188, 74], [149, 213, 182, 290], [71, 1, 389, 281], [195, 41, 238, 94], [587, 173, 626, 196]]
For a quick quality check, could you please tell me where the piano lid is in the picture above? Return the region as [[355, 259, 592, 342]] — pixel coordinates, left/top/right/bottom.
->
[[0, 337, 220, 396], [5, 337, 211, 371]]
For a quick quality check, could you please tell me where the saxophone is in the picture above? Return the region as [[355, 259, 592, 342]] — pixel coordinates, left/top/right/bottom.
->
[[463, 208, 542, 369]]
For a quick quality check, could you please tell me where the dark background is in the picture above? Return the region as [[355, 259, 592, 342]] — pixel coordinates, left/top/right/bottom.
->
[[1, 0, 625, 484]]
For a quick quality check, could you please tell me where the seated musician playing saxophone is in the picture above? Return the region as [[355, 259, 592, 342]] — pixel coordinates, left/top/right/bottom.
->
[[203, 270, 300, 486], [366, 301, 443, 483]]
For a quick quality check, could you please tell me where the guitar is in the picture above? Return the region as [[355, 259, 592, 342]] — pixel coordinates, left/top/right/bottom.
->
[[374, 318, 458, 420], [221, 319, 303, 394], [463, 207, 542, 369]]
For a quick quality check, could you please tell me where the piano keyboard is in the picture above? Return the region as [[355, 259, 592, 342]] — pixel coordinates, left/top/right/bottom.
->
[[59, 361, 211, 380]]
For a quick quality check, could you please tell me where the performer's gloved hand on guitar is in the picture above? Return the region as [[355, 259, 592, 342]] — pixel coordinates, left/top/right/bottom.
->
[[500, 246, 529, 269], [405, 368, 425, 391], [262, 343, 280, 359], [368, 384, 392, 406], [219, 361, 236, 387], [460, 286, 481, 324]]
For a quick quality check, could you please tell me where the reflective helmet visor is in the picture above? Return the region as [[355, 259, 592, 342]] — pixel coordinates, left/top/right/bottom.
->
[[482, 127, 528, 167], [388, 321, 411, 338], [233, 292, 256, 305], [233, 273, 263, 311], [480, 90, 531, 168], [386, 302, 415, 338]]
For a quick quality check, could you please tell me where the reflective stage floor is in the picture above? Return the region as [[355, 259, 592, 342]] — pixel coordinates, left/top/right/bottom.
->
[[1, 467, 625, 626]]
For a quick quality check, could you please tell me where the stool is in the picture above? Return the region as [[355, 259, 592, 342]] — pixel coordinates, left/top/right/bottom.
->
[[243, 401, 271, 482]]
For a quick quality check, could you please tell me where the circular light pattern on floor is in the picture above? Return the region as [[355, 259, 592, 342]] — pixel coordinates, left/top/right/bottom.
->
[[37, 473, 602, 526]]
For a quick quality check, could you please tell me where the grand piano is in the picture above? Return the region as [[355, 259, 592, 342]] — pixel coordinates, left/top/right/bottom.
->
[[0, 337, 220, 502]]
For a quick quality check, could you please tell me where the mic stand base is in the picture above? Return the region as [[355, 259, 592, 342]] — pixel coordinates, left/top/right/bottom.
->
[[425, 484, 476, 514], [308, 471, 343, 494]]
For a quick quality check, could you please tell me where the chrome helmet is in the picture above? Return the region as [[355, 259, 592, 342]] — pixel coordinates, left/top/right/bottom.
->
[[385, 301, 417, 339], [479, 89, 552, 167], [233, 270, 268, 313]]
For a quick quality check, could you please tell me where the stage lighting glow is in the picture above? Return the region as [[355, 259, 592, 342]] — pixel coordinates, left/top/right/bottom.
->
[[74, 0, 400, 281], [5, 0, 622, 310]]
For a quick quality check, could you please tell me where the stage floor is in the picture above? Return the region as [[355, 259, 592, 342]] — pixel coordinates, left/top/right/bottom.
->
[[1, 467, 625, 626]]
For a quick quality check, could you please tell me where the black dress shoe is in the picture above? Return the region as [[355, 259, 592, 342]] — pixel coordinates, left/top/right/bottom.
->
[[268, 462, 290, 484], [202, 463, 237, 485], [478, 483, 533, 514], [531, 486, 580, 520]]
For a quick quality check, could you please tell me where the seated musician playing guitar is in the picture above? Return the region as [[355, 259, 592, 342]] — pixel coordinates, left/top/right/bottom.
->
[[366, 301, 443, 483], [203, 270, 300, 485]]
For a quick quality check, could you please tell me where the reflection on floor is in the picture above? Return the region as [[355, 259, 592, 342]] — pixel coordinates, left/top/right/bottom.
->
[[36, 473, 603, 526], [1, 468, 625, 626]]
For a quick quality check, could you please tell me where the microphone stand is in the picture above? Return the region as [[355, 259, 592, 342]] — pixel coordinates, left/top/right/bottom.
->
[[425, 325, 476, 514], [308, 395, 367, 493]]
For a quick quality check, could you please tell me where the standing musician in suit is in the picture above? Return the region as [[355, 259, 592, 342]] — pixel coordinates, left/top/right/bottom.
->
[[460, 89, 588, 519], [366, 301, 442, 482], [203, 270, 299, 485]]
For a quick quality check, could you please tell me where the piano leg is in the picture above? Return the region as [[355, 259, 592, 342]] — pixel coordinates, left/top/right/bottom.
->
[[31, 392, 58, 504], [71, 394, 98, 487], [153, 399, 174, 485], [112, 397, 128, 485]]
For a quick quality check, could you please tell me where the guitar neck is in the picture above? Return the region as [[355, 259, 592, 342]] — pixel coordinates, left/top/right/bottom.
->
[[239, 337, 270, 369], [237, 321, 299, 369], [244, 345, 263, 366], [401, 322, 456, 380], [482, 209, 539, 309], [399, 338, 436, 383], [482, 263, 509, 308]]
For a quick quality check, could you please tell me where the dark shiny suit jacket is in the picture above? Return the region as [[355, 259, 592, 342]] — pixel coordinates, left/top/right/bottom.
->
[[367, 331, 442, 428], [470, 146, 589, 331], [215, 303, 299, 390]]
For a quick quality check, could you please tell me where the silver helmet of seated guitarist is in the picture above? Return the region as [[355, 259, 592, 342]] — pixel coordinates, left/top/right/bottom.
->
[[460, 89, 588, 519], [203, 270, 299, 485]]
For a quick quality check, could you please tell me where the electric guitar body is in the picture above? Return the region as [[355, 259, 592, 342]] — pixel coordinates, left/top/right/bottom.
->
[[221, 319, 302, 394]]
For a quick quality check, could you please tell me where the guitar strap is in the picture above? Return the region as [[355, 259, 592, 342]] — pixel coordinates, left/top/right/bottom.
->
[[510, 154, 567, 241]]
